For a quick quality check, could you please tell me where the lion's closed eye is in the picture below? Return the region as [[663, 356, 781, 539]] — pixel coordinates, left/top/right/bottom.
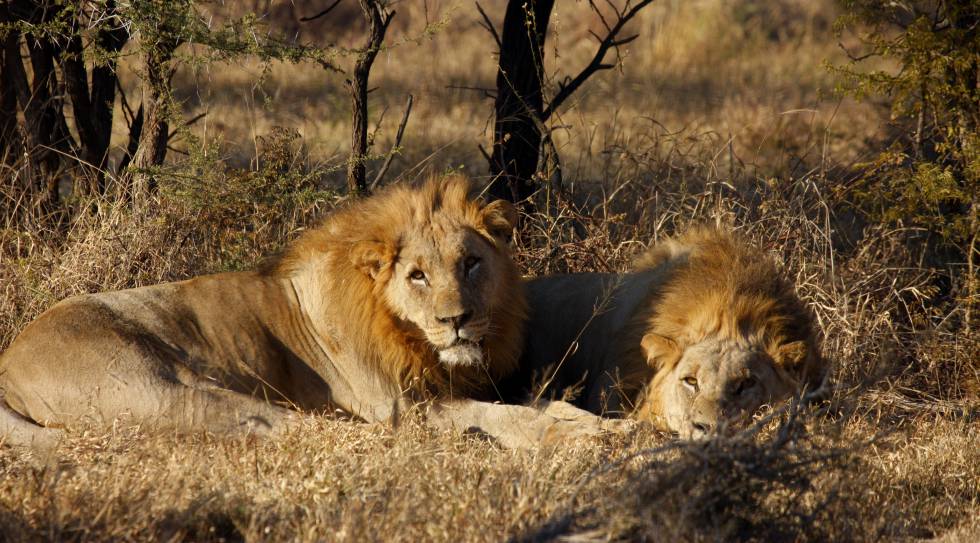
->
[[735, 376, 757, 396]]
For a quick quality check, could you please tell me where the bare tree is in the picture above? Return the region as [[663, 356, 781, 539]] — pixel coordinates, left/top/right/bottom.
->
[[485, 0, 554, 204], [0, 1, 77, 205], [346, 0, 394, 197], [485, 0, 656, 205], [0, 26, 22, 167], [61, 0, 128, 193], [0, 1, 132, 200]]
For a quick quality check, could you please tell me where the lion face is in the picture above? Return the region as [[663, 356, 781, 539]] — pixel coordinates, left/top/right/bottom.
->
[[351, 198, 518, 369], [640, 333, 806, 439], [385, 227, 511, 367]]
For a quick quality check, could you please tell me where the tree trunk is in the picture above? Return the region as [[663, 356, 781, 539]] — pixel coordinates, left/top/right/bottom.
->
[[1, 10, 74, 206], [346, 0, 393, 197], [347, 68, 371, 197], [60, 1, 127, 195], [88, 1, 128, 184], [0, 32, 22, 165], [61, 33, 100, 193], [488, 0, 554, 203], [128, 49, 175, 197]]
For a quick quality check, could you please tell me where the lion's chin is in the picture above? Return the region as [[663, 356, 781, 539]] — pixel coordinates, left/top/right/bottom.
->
[[437, 342, 484, 367]]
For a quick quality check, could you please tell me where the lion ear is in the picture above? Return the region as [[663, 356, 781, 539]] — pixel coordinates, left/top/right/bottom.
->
[[774, 341, 808, 370], [480, 199, 518, 243], [350, 240, 392, 280], [640, 333, 681, 369]]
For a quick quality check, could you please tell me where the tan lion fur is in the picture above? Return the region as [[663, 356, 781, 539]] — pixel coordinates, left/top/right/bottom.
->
[[505, 226, 824, 436], [3, 175, 630, 450], [267, 175, 526, 399], [628, 228, 824, 425]]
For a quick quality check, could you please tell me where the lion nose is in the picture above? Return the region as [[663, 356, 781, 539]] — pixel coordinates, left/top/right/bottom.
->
[[436, 310, 472, 330]]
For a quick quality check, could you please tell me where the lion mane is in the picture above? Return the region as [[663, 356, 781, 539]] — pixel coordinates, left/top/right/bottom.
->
[[628, 227, 825, 421], [270, 175, 527, 398], [1, 174, 535, 447], [509, 226, 824, 434]]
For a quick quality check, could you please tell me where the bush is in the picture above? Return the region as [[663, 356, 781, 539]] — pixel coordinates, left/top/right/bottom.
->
[[832, 0, 978, 323]]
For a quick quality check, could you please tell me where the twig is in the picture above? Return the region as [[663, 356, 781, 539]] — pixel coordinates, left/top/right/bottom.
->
[[300, 0, 343, 22], [837, 41, 875, 62], [370, 94, 413, 190], [542, 0, 654, 121], [316, 58, 345, 75], [370, 104, 390, 147], [477, 143, 493, 166], [475, 2, 501, 49], [167, 111, 206, 139], [446, 84, 496, 100]]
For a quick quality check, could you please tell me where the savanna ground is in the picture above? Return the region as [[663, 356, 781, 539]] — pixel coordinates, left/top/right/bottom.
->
[[1, 0, 978, 541]]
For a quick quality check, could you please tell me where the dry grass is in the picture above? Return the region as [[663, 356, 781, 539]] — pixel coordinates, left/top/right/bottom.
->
[[2, 0, 978, 541]]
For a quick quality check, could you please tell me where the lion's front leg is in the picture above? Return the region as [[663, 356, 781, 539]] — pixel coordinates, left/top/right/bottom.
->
[[427, 399, 633, 449], [538, 400, 636, 434]]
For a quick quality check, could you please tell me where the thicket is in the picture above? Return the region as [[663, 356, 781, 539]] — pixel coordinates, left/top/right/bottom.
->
[[0, 0, 352, 205], [833, 0, 979, 325]]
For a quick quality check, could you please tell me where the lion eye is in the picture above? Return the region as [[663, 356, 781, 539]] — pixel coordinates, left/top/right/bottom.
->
[[682, 376, 698, 391], [736, 376, 757, 396], [408, 270, 427, 284], [464, 256, 481, 274]]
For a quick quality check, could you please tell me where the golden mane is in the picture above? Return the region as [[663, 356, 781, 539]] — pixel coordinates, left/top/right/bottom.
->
[[628, 227, 823, 389], [268, 175, 526, 400]]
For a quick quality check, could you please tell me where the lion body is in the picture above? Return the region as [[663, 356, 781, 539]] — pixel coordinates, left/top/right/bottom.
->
[[2, 177, 621, 450], [502, 271, 657, 415], [505, 228, 824, 437], [1, 273, 338, 434]]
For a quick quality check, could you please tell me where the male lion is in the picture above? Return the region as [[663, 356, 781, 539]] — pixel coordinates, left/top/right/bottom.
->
[[0, 175, 619, 450], [502, 227, 825, 439]]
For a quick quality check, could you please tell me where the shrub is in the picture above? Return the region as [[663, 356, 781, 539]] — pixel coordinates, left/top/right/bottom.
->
[[832, 0, 978, 323]]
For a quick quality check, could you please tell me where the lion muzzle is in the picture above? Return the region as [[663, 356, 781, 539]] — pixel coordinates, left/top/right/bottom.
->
[[437, 338, 485, 367]]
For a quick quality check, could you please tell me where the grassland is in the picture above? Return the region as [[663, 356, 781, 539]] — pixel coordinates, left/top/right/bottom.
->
[[1, 0, 977, 541]]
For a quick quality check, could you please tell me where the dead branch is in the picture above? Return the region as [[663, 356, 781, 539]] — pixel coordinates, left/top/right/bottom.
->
[[370, 95, 414, 191], [300, 0, 343, 22], [542, 0, 654, 121], [167, 111, 207, 140], [475, 2, 502, 49]]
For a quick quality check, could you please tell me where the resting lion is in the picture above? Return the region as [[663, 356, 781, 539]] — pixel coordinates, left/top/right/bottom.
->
[[0, 175, 620, 450], [502, 227, 825, 438]]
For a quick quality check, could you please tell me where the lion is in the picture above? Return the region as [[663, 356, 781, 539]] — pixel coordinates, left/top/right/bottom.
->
[[501, 227, 825, 439], [0, 175, 622, 450]]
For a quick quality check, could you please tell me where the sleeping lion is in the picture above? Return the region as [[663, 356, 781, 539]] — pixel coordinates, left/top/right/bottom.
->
[[503, 227, 826, 439], [0, 175, 622, 450]]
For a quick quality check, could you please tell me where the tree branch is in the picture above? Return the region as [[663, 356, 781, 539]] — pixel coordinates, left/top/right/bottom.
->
[[475, 2, 502, 49], [300, 0, 343, 22], [542, 0, 654, 121], [370, 94, 413, 190]]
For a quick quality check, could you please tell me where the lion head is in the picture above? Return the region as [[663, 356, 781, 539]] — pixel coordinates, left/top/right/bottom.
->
[[629, 228, 824, 438], [272, 175, 526, 399], [352, 187, 520, 370]]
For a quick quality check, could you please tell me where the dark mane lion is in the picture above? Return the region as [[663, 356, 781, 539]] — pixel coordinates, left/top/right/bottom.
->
[[509, 227, 825, 438]]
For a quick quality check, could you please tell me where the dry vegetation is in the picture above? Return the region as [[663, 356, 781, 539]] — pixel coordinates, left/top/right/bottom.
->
[[1, 0, 978, 541]]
